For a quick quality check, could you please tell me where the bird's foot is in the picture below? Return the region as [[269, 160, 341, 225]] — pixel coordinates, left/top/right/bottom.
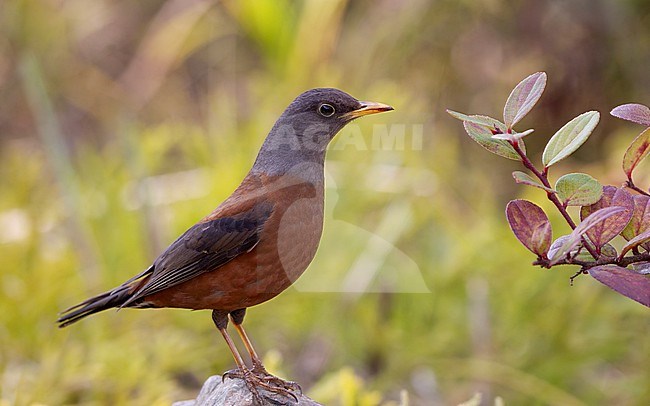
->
[[223, 368, 299, 405], [251, 363, 302, 394]]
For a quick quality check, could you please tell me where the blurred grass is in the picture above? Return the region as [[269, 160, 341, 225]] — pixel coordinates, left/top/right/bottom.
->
[[1, 1, 649, 405]]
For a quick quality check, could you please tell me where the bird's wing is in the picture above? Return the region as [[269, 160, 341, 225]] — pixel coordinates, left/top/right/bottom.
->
[[123, 201, 273, 305]]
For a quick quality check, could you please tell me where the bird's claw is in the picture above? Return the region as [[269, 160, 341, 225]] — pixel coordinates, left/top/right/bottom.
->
[[222, 367, 300, 405], [251, 365, 302, 395], [222, 368, 241, 383]]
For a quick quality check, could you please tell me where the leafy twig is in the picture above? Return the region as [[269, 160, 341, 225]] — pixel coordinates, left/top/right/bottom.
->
[[534, 252, 650, 269], [510, 140, 600, 259], [448, 72, 650, 308]]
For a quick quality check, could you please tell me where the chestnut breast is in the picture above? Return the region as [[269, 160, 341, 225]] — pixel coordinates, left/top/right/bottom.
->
[[143, 172, 324, 310]]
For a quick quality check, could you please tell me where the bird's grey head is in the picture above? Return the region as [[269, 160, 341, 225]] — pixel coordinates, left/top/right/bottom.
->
[[253, 88, 393, 176]]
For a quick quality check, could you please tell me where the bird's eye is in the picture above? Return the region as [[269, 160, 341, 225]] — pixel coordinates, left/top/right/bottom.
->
[[318, 103, 335, 117]]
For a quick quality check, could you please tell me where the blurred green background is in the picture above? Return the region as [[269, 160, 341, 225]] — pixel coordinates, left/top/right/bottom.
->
[[1, 0, 649, 405]]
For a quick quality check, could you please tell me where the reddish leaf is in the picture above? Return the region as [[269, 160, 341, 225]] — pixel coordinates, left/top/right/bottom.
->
[[622, 195, 650, 251], [610, 103, 650, 126], [622, 127, 650, 179], [506, 200, 552, 257], [588, 265, 650, 308], [549, 206, 625, 264], [580, 186, 634, 251], [503, 72, 547, 128]]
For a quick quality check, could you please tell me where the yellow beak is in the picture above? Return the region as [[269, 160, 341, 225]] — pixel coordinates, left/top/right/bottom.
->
[[342, 101, 394, 120]]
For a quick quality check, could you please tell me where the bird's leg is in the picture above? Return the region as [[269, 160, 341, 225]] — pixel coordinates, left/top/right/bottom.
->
[[212, 310, 248, 371], [212, 310, 270, 405], [229, 309, 302, 395], [213, 310, 298, 405], [229, 309, 263, 369]]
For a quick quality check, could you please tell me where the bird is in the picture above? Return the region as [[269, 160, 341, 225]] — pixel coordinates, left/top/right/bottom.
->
[[58, 88, 393, 404]]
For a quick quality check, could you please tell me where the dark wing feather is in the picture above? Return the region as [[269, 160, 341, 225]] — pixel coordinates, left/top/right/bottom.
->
[[122, 202, 273, 306]]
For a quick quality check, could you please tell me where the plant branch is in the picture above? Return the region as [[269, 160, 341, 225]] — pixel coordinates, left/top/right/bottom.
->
[[510, 140, 600, 259], [569, 269, 586, 285], [533, 252, 650, 269], [626, 179, 650, 197]]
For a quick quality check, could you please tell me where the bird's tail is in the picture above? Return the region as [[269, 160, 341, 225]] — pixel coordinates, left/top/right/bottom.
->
[[58, 266, 153, 328], [57, 285, 133, 328]]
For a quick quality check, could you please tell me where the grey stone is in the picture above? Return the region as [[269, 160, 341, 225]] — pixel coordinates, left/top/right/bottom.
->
[[173, 375, 323, 406]]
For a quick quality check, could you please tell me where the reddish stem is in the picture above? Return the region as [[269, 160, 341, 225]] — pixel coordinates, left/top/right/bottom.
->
[[510, 140, 600, 259], [626, 179, 650, 197]]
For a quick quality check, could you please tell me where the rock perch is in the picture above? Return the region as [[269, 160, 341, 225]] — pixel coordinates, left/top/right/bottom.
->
[[173, 375, 323, 406]]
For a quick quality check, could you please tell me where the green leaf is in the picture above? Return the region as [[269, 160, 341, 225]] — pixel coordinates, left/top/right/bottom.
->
[[542, 111, 600, 167], [512, 171, 555, 193], [555, 173, 602, 206], [446, 110, 499, 127], [622, 127, 650, 179], [574, 243, 616, 262], [503, 72, 547, 128], [462, 117, 524, 160], [574, 244, 618, 262], [632, 262, 650, 274]]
